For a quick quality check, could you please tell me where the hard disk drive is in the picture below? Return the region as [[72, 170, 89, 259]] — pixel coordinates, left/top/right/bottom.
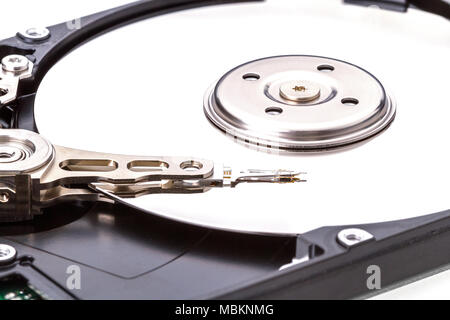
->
[[0, 0, 449, 301]]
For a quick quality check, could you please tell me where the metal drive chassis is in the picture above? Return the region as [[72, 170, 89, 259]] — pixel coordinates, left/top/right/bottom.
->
[[0, 0, 449, 299]]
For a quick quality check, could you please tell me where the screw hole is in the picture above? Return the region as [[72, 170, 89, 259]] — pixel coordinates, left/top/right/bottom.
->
[[346, 234, 361, 242], [180, 160, 203, 171], [317, 64, 334, 72], [265, 107, 283, 115], [26, 28, 43, 37], [0, 249, 10, 257], [8, 57, 21, 64], [341, 98, 359, 106], [243, 73, 260, 81]]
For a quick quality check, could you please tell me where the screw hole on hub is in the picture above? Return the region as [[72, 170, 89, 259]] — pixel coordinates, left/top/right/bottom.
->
[[265, 107, 283, 115], [317, 64, 334, 72], [341, 97, 359, 106], [180, 160, 203, 171], [242, 73, 260, 81], [0, 88, 8, 97]]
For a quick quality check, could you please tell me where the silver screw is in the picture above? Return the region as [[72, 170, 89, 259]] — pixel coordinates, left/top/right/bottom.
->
[[0, 192, 10, 203], [279, 80, 321, 103], [18, 27, 50, 41], [337, 228, 374, 248], [0, 244, 17, 265], [1, 55, 29, 73]]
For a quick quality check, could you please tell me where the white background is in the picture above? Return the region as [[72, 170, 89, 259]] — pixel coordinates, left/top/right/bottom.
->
[[1, 0, 449, 299]]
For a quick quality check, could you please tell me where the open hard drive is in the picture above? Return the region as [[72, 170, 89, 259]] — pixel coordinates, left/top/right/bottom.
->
[[0, 0, 449, 301]]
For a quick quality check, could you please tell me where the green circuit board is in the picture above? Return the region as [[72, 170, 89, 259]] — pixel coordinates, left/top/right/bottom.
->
[[0, 274, 44, 300]]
